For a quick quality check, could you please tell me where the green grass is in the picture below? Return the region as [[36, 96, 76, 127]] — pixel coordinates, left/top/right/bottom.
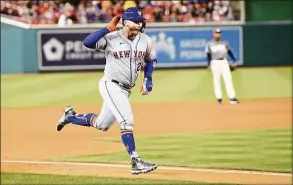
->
[[57, 128, 292, 173], [1, 172, 233, 185], [1, 67, 292, 108]]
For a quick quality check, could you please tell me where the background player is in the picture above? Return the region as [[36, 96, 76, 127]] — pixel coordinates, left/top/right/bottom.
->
[[56, 7, 158, 175], [205, 28, 239, 104]]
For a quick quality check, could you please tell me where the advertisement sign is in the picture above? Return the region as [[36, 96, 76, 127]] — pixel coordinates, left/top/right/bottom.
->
[[37, 26, 242, 71], [38, 29, 105, 71], [145, 26, 243, 67]]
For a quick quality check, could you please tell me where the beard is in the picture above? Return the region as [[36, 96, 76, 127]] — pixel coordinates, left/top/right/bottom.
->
[[124, 20, 142, 38], [128, 28, 140, 37]]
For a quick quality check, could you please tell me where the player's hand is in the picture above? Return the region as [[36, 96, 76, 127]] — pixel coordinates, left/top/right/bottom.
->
[[229, 61, 238, 72], [231, 61, 238, 67], [106, 15, 121, 32], [140, 78, 153, 95]]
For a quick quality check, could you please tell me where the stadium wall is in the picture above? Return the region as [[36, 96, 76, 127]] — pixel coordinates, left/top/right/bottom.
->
[[243, 22, 292, 67], [1, 23, 38, 73], [245, 1, 293, 21], [1, 21, 292, 74]]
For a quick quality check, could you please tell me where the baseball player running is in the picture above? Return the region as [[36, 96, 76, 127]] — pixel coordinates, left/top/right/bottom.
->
[[205, 28, 239, 104], [56, 7, 158, 175]]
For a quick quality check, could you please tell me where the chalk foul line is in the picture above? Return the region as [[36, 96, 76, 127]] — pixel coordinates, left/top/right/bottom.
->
[[1, 160, 291, 177]]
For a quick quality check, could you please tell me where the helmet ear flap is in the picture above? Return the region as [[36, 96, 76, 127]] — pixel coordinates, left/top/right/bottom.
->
[[140, 21, 146, 33]]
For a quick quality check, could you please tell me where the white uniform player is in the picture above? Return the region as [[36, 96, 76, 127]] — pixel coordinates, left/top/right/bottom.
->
[[56, 8, 158, 175], [205, 28, 239, 104]]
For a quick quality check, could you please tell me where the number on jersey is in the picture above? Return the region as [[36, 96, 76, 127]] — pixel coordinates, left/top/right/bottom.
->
[[137, 61, 142, 72]]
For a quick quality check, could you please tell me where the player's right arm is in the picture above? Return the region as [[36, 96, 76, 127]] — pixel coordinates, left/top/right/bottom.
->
[[205, 42, 212, 67], [83, 16, 120, 50]]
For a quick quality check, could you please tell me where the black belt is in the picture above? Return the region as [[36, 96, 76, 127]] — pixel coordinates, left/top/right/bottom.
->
[[111, 80, 134, 90], [214, 57, 225, 60]]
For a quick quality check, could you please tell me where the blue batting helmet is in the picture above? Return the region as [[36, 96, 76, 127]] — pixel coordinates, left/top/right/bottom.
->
[[122, 7, 146, 32]]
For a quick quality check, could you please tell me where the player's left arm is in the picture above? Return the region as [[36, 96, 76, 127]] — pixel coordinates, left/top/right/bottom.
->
[[140, 38, 157, 95], [141, 59, 157, 95], [226, 42, 237, 64]]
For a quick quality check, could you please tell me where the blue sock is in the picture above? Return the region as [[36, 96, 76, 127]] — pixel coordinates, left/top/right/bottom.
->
[[67, 113, 97, 127], [121, 130, 139, 159]]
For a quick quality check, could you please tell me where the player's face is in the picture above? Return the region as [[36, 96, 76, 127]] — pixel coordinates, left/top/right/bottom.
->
[[214, 32, 221, 40], [124, 20, 142, 38]]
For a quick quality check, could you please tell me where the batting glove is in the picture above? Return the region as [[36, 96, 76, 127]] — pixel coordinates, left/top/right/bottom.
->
[[106, 15, 121, 32], [140, 78, 153, 95]]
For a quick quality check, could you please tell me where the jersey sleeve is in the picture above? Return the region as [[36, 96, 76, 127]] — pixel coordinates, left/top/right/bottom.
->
[[96, 37, 108, 50], [205, 42, 211, 53], [96, 31, 117, 51], [145, 37, 157, 61], [225, 41, 231, 50]]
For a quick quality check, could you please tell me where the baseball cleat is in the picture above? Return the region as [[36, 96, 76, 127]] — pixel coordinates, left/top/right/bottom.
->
[[217, 99, 222, 104], [56, 106, 76, 131], [131, 157, 158, 175], [229, 98, 239, 104]]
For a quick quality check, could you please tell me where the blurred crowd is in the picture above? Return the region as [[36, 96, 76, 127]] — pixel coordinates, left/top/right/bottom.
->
[[1, 0, 235, 25]]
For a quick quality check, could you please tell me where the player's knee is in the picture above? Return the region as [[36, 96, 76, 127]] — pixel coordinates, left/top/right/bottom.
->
[[95, 123, 110, 131], [93, 119, 111, 131], [120, 115, 134, 130], [97, 126, 110, 131]]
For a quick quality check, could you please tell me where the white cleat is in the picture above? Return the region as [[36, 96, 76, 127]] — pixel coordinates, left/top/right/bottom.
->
[[131, 157, 158, 175], [229, 98, 239, 104], [56, 106, 76, 131]]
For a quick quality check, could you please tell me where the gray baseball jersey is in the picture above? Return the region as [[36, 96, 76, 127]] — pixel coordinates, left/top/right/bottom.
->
[[96, 30, 156, 86], [205, 40, 231, 60]]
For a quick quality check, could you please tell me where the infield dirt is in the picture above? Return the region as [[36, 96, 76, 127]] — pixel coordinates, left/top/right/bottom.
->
[[1, 98, 292, 184]]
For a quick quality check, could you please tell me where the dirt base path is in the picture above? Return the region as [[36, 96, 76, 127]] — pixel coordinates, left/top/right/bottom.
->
[[2, 161, 291, 185], [1, 98, 292, 184]]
